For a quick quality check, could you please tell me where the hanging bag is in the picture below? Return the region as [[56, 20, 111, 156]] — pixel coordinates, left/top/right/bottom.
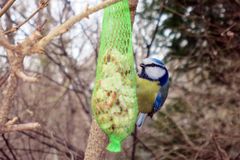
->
[[91, 0, 138, 152]]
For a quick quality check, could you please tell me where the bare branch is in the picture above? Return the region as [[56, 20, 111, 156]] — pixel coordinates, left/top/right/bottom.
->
[[0, 73, 17, 125], [0, 23, 16, 50], [165, 113, 199, 150], [1, 26, 41, 82], [212, 135, 230, 160], [128, 0, 139, 23], [2, 134, 18, 160], [0, 71, 10, 88], [0, 38, 16, 50], [5, 117, 18, 126], [35, 0, 122, 51], [84, 120, 108, 160], [0, 0, 16, 17], [0, 123, 41, 133], [4, 0, 49, 34], [131, 126, 137, 160], [15, 71, 39, 82]]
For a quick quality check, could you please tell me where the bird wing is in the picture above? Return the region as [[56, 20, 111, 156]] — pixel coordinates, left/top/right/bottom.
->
[[153, 92, 162, 113]]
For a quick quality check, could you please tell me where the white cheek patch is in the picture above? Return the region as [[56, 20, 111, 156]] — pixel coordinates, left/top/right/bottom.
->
[[145, 67, 166, 80]]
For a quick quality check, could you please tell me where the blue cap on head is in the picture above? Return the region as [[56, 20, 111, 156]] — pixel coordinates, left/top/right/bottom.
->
[[149, 58, 165, 66]]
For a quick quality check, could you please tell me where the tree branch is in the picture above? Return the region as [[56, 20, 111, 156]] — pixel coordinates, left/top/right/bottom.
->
[[0, 20, 40, 133], [128, 0, 138, 23], [131, 126, 137, 160], [4, 0, 49, 34], [0, 73, 17, 125], [2, 134, 18, 160], [0, 0, 16, 18], [0, 123, 41, 133], [146, 2, 164, 57], [84, 120, 108, 160], [34, 0, 122, 53], [0, 38, 16, 50]]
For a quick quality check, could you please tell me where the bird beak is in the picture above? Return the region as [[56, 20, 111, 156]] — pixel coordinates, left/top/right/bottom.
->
[[138, 63, 145, 78], [138, 72, 142, 77], [138, 70, 143, 78]]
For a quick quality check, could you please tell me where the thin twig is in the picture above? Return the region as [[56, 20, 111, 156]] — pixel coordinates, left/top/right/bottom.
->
[[0, 0, 16, 17], [0, 123, 41, 133], [0, 71, 10, 88], [131, 126, 137, 160], [0, 148, 11, 160], [35, 0, 122, 51], [212, 134, 229, 160], [15, 71, 38, 82], [146, 1, 164, 57], [21, 131, 84, 159], [165, 113, 199, 150], [136, 136, 158, 159], [162, 5, 185, 18], [0, 38, 16, 50], [4, 0, 49, 34], [2, 134, 18, 160]]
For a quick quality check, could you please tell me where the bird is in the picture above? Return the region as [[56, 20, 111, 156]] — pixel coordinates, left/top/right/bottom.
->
[[136, 57, 170, 127]]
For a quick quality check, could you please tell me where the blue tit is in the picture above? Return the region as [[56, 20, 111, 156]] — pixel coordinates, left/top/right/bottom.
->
[[136, 57, 169, 127]]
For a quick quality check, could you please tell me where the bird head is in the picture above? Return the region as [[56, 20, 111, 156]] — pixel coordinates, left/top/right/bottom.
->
[[138, 57, 169, 86]]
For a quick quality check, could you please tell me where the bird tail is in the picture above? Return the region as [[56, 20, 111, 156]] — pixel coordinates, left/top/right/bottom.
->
[[136, 113, 147, 128]]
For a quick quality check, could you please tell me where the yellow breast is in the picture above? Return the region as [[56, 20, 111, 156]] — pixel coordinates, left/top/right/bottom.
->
[[136, 78, 159, 113]]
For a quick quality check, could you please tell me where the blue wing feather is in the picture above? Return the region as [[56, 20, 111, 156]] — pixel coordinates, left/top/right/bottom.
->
[[153, 81, 169, 113], [153, 92, 162, 112]]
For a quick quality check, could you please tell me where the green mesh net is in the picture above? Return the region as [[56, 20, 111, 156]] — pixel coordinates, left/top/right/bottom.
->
[[91, 0, 138, 153]]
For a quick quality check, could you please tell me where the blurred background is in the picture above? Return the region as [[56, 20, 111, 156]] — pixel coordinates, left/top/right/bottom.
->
[[0, 0, 240, 159]]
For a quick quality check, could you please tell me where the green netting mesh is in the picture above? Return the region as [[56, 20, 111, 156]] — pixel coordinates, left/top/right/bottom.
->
[[91, 0, 138, 153]]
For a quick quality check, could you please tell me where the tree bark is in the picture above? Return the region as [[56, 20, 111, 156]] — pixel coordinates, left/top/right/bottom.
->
[[84, 120, 108, 160], [129, 0, 138, 24], [0, 73, 17, 125], [84, 0, 138, 159]]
